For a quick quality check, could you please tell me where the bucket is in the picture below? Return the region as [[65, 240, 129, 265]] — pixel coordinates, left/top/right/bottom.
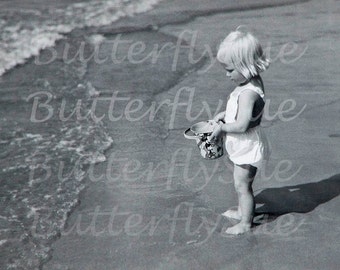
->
[[184, 120, 223, 159]]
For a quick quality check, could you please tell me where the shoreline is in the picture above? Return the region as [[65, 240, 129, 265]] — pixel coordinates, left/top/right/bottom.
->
[[1, 0, 339, 269]]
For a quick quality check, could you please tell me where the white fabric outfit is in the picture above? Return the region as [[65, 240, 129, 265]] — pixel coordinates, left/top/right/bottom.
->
[[224, 83, 269, 168]]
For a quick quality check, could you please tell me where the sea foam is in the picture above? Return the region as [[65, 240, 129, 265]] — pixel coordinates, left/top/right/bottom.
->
[[0, 0, 163, 76]]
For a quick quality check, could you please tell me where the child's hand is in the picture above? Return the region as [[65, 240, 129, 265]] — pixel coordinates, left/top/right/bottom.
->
[[212, 112, 225, 123], [208, 123, 223, 142], [212, 116, 221, 123]]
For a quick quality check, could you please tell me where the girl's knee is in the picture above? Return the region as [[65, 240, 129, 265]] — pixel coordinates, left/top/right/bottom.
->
[[239, 164, 257, 178]]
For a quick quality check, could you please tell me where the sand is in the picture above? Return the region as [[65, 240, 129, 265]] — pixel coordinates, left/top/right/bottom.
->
[[3, 0, 339, 269]]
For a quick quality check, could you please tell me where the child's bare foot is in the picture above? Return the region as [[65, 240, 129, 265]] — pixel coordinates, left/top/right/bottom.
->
[[225, 222, 251, 235], [221, 209, 241, 220]]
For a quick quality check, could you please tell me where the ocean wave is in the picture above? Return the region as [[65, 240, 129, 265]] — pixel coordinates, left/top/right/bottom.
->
[[0, 78, 114, 269], [0, 0, 163, 76], [0, 1, 164, 268]]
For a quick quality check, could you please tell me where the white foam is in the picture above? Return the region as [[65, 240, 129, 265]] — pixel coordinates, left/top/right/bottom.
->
[[0, 240, 7, 246], [0, 0, 163, 76], [86, 34, 106, 46], [86, 81, 101, 97]]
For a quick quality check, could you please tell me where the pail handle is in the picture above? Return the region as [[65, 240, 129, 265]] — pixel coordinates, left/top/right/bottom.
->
[[184, 128, 199, 141]]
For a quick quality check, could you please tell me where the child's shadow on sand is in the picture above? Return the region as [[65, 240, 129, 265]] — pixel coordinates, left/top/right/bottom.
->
[[254, 174, 340, 222]]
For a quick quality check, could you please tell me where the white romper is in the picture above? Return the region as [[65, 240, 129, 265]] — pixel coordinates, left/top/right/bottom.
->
[[224, 83, 269, 168]]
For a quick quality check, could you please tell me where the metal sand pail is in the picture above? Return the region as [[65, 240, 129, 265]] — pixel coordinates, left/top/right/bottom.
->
[[184, 120, 223, 160]]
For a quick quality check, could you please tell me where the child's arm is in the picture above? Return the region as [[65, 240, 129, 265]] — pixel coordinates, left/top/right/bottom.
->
[[210, 90, 260, 140], [221, 90, 259, 133]]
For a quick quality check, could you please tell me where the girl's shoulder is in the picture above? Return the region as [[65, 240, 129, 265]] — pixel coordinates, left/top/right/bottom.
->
[[238, 77, 264, 98]]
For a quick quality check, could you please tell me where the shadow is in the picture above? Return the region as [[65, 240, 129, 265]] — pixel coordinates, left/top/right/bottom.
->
[[254, 174, 340, 222]]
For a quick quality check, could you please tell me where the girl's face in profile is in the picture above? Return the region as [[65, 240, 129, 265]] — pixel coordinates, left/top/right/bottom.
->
[[221, 62, 247, 85]]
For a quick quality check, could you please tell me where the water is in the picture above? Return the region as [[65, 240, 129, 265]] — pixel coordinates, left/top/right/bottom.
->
[[0, 0, 162, 76], [0, 0, 162, 269]]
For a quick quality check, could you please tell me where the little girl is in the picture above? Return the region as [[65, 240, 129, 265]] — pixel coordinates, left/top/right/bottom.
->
[[209, 27, 270, 235]]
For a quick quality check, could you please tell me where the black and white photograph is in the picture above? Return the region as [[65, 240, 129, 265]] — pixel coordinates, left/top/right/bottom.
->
[[0, 0, 339, 269]]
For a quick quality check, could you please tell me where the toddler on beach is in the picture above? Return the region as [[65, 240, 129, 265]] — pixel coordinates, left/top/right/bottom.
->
[[209, 26, 270, 235]]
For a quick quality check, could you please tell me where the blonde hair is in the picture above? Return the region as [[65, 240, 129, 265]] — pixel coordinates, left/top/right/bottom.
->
[[217, 27, 270, 80]]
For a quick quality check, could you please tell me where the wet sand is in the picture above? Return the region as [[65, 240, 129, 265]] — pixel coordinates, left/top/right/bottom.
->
[[3, 0, 339, 269]]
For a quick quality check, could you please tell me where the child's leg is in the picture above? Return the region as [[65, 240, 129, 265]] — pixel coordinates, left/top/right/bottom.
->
[[226, 164, 257, 235]]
